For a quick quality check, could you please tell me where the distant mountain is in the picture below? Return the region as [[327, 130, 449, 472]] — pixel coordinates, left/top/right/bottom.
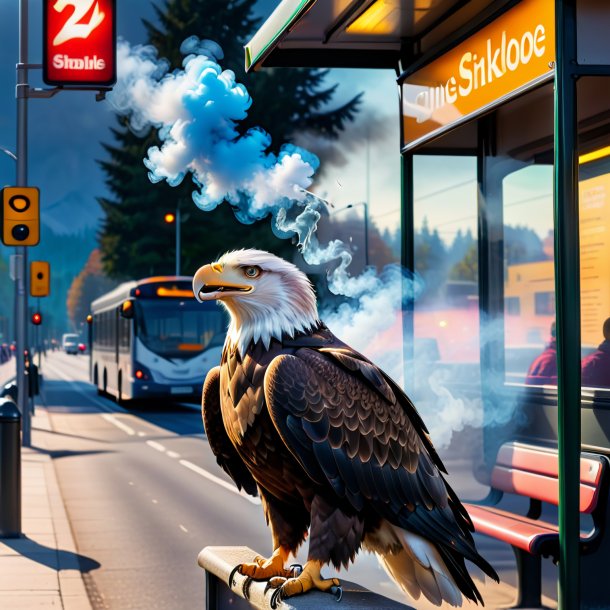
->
[[42, 191, 103, 236]]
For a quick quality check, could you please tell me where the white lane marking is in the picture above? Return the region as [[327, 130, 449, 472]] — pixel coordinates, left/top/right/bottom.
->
[[146, 440, 166, 452], [129, 482, 134, 486], [102, 413, 135, 436], [137, 431, 146, 437], [179, 524, 188, 533], [166, 451, 180, 459], [152, 499, 158, 504], [179, 459, 261, 505]]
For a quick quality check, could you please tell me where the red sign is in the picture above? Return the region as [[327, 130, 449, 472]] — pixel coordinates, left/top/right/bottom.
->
[[43, 0, 116, 86]]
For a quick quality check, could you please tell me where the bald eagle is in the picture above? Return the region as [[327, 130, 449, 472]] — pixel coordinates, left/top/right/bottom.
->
[[193, 249, 498, 607]]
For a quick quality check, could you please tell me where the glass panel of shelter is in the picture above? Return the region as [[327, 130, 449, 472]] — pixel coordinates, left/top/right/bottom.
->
[[578, 77, 610, 401], [408, 83, 558, 482], [407, 75, 610, 464]]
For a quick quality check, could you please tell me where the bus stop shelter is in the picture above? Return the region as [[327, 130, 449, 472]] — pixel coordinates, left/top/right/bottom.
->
[[245, 1, 610, 608]]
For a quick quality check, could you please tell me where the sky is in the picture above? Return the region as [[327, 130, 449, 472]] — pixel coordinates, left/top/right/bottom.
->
[[0, 0, 403, 243]]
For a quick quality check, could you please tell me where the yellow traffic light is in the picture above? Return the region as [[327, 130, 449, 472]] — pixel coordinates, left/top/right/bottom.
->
[[164, 212, 175, 224], [2, 186, 40, 246], [30, 261, 50, 297]]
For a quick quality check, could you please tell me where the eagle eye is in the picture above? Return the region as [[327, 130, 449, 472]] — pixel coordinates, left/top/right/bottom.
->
[[243, 266, 261, 279]]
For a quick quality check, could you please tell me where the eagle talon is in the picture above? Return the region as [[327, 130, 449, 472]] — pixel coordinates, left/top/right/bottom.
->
[[330, 585, 343, 602], [264, 577, 287, 594], [228, 565, 242, 588], [270, 587, 284, 609], [289, 563, 303, 576], [242, 576, 254, 599]]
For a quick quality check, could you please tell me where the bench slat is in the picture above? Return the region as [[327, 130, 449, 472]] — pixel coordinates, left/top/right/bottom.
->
[[491, 466, 599, 513], [496, 443, 603, 486], [465, 503, 559, 554]]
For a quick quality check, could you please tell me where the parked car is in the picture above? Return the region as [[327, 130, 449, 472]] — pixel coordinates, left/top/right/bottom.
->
[[61, 333, 79, 355]]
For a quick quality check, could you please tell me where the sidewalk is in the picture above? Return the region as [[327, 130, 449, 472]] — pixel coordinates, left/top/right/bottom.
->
[[0, 401, 93, 609]]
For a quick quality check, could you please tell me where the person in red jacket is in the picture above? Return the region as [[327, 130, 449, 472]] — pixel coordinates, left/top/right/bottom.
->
[[525, 322, 557, 386], [582, 318, 610, 389]]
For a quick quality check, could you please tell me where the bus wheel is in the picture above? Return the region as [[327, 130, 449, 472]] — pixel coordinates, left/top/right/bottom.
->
[[101, 369, 108, 397], [117, 373, 127, 407], [95, 366, 104, 396]]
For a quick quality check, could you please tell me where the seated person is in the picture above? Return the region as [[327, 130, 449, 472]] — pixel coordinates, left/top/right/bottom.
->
[[525, 322, 557, 386], [581, 317, 610, 389]]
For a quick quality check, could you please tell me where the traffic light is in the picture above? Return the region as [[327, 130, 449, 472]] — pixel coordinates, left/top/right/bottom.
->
[[30, 261, 50, 297], [31, 312, 42, 326], [164, 212, 175, 224], [2, 187, 40, 246]]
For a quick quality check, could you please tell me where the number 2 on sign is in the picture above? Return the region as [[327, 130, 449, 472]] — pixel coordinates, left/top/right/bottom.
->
[[52, 0, 105, 47]]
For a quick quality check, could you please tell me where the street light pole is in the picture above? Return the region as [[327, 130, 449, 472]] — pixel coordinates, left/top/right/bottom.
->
[[16, 0, 31, 447], [175, 206, 181, 276]]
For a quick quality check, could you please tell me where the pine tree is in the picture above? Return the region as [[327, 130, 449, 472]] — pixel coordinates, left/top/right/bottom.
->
[[99, 0, 361, 279]]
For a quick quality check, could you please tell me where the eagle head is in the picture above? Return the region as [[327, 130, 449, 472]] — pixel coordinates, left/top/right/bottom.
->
[[193, 249, 319, 353]]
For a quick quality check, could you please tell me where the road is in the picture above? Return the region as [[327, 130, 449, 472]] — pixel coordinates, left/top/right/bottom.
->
[[35, 351, 554, 609]]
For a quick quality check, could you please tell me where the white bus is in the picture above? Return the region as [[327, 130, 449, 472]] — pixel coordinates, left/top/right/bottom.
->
[[90, 276, 226, 404]]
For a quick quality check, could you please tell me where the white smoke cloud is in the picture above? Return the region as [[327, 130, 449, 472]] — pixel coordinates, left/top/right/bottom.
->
[[109, 39, 318, 215]]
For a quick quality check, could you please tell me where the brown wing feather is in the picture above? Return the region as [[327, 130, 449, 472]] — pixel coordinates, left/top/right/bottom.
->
[[264, 349, 446, 513], [202, 366, 258, 496]]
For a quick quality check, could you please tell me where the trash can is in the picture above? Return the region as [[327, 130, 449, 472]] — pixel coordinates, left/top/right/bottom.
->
[[0, 398, 21, 537], [0, 382, 18, 404]]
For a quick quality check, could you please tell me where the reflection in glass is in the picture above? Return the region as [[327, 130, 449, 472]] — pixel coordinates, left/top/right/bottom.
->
[[579, 148, 610, 390], [502, 165, 555, 384], [412, 154, 481, 449]]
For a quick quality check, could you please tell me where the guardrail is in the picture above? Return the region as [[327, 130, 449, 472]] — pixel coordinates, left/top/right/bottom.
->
[[199, 546, 414, 610]]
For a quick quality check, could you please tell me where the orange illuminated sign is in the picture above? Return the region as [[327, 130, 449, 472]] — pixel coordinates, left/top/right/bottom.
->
[[43, 0, 116, 86], [156, 287, 193, 298], [401, 0, 555, 150]]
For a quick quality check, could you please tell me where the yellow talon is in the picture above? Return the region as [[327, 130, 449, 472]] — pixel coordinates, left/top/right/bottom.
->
[[233, 546, 292, 582], [269, 560, 341, 605]]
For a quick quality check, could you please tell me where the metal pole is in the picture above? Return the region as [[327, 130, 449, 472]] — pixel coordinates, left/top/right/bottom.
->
[[400, 153, 414, 394], [554, 1, 580, 608], [37, 298, 41, 371], [16, 0, 30, 447], [175, 206, 181, 276], [365, 128, 370, 268], [363, 202, 369, 267]]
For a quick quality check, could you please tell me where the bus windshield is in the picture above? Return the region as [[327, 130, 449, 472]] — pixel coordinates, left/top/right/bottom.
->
[[135, 299, 226, 359]]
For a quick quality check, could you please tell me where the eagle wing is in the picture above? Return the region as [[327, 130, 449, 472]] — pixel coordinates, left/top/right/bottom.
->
[[263, 346, 488, 572], [202, 366, 258, 497]]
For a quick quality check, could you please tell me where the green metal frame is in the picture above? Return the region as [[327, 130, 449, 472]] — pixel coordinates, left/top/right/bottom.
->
[[400, 153, 414, 392], [245, 0, 315, 71], [553, 2, 580, 608]]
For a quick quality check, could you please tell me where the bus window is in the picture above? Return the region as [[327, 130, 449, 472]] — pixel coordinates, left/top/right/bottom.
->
[[135, 299, 226, 359], [118, 316, 130, 353]]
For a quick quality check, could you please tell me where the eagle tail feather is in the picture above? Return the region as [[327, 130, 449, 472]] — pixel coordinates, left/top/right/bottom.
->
[[376, 526, 463, 607]]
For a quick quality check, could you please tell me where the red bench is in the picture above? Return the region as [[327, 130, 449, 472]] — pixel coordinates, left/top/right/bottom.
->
[[463, 442, 610, 608]]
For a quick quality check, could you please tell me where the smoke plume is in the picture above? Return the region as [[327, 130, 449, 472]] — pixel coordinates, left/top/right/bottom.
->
[[106, 38, 519, 448]]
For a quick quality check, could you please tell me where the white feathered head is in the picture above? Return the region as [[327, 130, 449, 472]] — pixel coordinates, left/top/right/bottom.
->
[[193, 249, 319, 354]]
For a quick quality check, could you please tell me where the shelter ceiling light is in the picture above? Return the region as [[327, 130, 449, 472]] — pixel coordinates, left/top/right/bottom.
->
[[346, 0, 400, 35]]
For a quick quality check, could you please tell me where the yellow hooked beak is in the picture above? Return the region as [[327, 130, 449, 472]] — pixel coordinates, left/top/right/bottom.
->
[[192, 263, 254, 302]]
